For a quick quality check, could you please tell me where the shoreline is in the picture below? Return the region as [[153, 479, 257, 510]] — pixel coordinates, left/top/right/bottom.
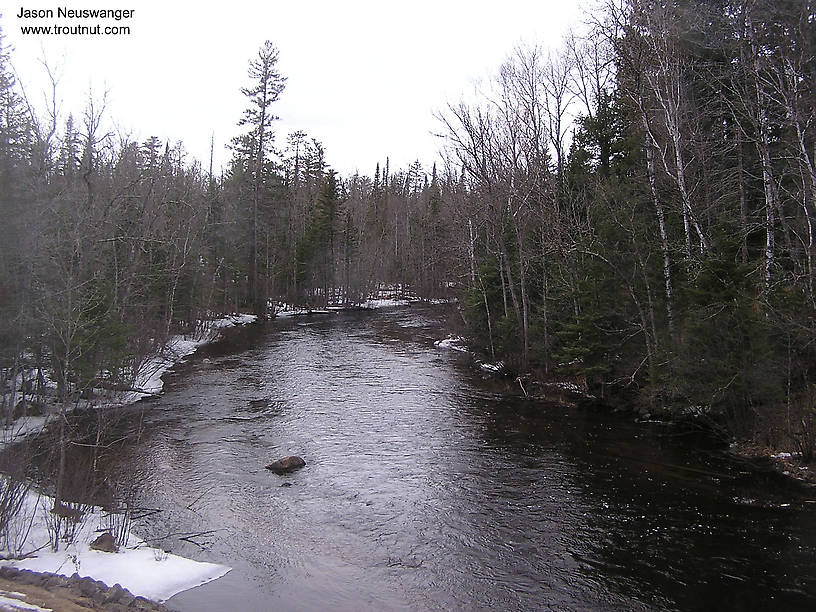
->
[[0, 313, 258, 609], [2, 313, 259, 448], [433, 331, 816, 491], [0, 567, 168, 611]]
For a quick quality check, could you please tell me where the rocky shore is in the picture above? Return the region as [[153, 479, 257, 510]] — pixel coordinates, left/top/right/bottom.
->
[[0, 567, 168, 611]]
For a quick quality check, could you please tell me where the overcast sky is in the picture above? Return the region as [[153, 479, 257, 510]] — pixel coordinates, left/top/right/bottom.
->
[[5, 0, 585, 177]]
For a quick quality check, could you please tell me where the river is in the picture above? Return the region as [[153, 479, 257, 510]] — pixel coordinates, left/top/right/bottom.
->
[[35, 306, 816, 610]]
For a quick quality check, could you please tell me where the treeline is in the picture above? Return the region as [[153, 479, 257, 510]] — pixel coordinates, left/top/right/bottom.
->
[[438, 0, 816, 448], [0, 30, 457, 412]]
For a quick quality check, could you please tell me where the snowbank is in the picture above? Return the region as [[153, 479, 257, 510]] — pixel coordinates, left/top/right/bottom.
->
[[1, 490, 230, 603], [207, 313, 256, 329], [434, 335, 469, 353], [126, 314, 257, 400], [361, 298, 413, 309], [479, 361, 505, 373], [274, 307, 331, 317], [0, 591, 51, 611], [274, 297, 451, 315], [1, 417, 48, 448]]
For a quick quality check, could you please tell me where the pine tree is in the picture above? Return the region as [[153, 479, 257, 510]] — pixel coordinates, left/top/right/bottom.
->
[[233, 41, 286, 316]]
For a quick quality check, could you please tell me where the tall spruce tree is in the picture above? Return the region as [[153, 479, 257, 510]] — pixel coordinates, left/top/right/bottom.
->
[[233, 41, 286, 316]]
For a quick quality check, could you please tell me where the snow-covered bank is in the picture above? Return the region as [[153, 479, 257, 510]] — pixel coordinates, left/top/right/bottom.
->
[[479, 361, 505, 373], [272, 297, 455, 317], [0, 490, 229, 602], [126, 313, 257, 401], [1, 315, 254, 602], [363, 297, 454, 309], [433, 335, 508, 375], [272, 304, 331, 317], [270, 298, 417, 316], [361, 298, 414, 309], [2, 315, 257, 450], [434, 335, 469, 353], [1, 417, 49, 448], [432, 335, 598, 404]]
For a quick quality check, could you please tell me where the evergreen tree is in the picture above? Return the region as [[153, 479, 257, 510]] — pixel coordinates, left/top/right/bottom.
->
[[232, 41, 286, 316]]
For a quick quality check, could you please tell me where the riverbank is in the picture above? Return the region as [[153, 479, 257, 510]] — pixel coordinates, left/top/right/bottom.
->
[[2, 313, 257, 447], [0, 567, 169, 611], [727, 441, 816, 486], [0, 314, 256, 609], [433, 327, 816, 490], [0, 485, 231, 602]]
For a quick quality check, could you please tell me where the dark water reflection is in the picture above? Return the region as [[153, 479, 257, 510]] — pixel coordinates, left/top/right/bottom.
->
[[39, 307, 816, 610]]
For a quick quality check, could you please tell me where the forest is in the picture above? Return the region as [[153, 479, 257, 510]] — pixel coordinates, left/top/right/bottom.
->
[[1, 0, 815, 460]]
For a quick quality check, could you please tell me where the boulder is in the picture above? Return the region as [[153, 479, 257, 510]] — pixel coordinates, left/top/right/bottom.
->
[[266, 456, 306, 474], [89, 531, 118, 553], [104, 583, 127, 604]]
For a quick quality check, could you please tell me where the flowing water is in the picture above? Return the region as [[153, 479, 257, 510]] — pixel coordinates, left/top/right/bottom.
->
[[30, 306, 816, 610]]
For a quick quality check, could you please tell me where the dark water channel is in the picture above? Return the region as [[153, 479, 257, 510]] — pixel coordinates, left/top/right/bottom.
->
[[46, 307, 816, 609]]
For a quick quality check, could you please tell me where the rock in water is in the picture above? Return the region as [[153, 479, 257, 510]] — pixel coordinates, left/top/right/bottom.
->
[[89, 531, 118, 553], [266, 456, 306, 474]]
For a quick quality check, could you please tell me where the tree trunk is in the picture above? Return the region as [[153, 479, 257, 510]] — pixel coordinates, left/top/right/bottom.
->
[[737, 139, 749, 264], [645, 135, 675, 337]]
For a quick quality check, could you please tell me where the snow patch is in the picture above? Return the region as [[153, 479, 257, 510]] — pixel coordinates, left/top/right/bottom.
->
[[1, 490, 230, 603], [541, 381, 584, 393], [126, 314, 257, 400], [276, 309, 330, 317], [272, 303, 332, 317], [0, 592, 52, 611], [1, 417, 48, 447], [361, 298, 412, 309], [208, 313, 256, 328], [434, 335, 468, 352]]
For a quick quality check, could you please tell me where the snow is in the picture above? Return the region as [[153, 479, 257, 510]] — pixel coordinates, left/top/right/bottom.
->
[[362, 297, 454, 308], [126, 314, 257, 400], [0, 592, 52, 611], [274, 297, 449, 315], [432, 335, 510, 374], [271, 302, 334, 317], [541, 381, 584, 393], [361, 298, 413, 309], [479, 361, 505, 373], [208, 313, 256, 328], [275, 308, 331, 317], [434, 335, 468, 352], [1, 417, 48, 447], [1, 489, 230, 603]]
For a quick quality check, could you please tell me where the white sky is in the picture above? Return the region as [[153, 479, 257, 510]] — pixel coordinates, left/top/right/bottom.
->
[[4, 0, 585, 177]]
